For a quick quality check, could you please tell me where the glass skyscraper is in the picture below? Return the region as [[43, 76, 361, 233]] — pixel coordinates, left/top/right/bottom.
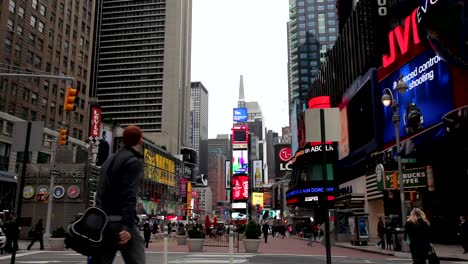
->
[[287, 0, 338, 117]]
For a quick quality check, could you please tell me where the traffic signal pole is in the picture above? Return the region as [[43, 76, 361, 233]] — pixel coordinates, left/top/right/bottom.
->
[[0, 72, 74, 264], [320, 109, 332, 264], [44, 85, 77, 245]]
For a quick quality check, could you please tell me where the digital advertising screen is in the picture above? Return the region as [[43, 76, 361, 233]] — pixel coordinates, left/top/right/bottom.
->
[[233, 108, 248, 122], [232, 175, 249, 201], [252, 160, 263, 188], [232, 150, 248, 175], [251, 192, 264, 207], [379, 49, 455, 144], [225, 160, 231, 189]]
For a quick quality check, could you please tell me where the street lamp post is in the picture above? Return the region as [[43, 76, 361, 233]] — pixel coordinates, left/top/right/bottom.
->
[[381, 77, 408, 227]]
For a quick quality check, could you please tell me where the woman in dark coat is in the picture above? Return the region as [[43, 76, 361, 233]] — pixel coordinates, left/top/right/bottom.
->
[[404, 208, 431, 264]]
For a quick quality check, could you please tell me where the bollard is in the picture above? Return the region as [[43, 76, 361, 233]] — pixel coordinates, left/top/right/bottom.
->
[[163, 225, 168, 264], [229, 226, 234, 264]]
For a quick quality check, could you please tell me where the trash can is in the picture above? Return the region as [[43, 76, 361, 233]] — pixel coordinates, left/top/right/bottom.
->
[[392, 228, 408, 252]]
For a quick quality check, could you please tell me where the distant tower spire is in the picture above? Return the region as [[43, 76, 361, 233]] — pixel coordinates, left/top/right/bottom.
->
[[238, 75, 245, 108]]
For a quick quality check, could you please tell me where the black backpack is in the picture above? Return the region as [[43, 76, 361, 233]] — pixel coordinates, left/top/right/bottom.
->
[[65, 207, 108, 256]]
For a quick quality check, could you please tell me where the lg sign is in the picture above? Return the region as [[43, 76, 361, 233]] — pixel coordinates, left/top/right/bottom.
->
[[275, 144, 292, 178], [279, 147, 291, 162]]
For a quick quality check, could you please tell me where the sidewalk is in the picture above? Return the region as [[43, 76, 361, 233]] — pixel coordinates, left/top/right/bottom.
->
[[290, 236, 468, 261]]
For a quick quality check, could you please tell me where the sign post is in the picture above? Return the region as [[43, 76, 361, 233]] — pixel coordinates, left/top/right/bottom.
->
[[305, 108, 340, 264]]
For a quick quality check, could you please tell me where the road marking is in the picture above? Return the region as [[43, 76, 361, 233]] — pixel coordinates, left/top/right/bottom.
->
[[0, 252, 42, 260], [183, 254, 254, 258], [16, 261, 62, 263], [170, 259, 247, 264]]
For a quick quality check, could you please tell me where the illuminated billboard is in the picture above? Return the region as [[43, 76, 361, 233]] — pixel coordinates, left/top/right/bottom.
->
[[232, 150, 248, 175], [379, 49, 454, 144], [233, 108, 248, 122], [232, 175, 249, 201], [251, 192, 264, 207], [225, 160, 231, 189], [252, 160, 263, 188]]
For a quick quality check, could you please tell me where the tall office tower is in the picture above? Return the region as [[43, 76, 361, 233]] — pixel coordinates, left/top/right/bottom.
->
[[281, 126, 292, 143], [207, 135, 231, 163], [287, 0, 339, 118], [207, 148, 226, 209], [190, 81, 209, 169], [0, 0, 95, 139], [236, 75, 267, 179], [266, 129, 280, 181], [93, 0, 192, 155]]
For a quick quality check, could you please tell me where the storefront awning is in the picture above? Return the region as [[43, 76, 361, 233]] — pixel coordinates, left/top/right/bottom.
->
[[0, 170, 17, 183]]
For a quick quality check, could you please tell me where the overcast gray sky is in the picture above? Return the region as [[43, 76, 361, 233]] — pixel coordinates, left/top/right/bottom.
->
[[191, 0, 290, 139]]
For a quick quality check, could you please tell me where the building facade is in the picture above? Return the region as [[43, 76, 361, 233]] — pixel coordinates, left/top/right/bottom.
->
[[0, 0, 96, 141], [190, 81, 208, 173], [266, 129, 279, 182], [192, 186, 212, 216], [207, 148, 226, 210], [92, 0, 192, 155]]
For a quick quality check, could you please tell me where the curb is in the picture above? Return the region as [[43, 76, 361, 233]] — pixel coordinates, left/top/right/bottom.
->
[[334, 243, 468, 262]]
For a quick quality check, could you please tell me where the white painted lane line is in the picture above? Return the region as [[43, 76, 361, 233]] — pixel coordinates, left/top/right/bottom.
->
[[0, 252, 42, 260], [169, 259, 247, 264]]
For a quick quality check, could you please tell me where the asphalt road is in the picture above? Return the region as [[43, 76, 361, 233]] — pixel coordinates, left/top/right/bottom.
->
[[1, 252, 467, 264]]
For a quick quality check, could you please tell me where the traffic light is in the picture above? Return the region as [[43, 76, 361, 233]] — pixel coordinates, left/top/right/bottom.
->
[[63, 86, 79, 111], [59, 128, 68, 145], [391, 172, 399, 189]]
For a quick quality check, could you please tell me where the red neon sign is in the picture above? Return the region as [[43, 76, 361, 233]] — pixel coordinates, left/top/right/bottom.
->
[[287, 198, 298, 205], [382, 9, 421, 68]]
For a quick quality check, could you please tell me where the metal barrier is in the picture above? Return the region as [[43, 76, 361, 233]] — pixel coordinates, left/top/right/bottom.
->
[[203, 230, 240, 253]]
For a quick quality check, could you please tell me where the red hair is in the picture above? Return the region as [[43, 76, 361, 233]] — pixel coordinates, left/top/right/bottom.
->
[[122, 125, 142, 147]]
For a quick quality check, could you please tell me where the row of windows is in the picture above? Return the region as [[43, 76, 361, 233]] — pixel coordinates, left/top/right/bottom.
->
[[297, 4, 335, 14], [101, 16, 165, 27], [102, 0, 164, 8], [101, 21, 165, 32], [100, 34, 165, 43], [98, 81, 163, 89], [100, 99, 163, 106], [102, 10, 166, 20], [101, 27, 165, 38]]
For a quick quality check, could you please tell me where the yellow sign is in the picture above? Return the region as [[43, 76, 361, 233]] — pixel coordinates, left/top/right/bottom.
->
[[143, 149, 176, 187], [252, 192, 264, 207], [187, 182, 192, 217]]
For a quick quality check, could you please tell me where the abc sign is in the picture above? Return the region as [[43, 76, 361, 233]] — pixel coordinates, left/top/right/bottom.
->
[[280, 163, 291, 171]]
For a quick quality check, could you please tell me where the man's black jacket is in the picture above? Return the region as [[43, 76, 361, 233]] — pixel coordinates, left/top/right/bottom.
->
[[96, 146, 143, 228]]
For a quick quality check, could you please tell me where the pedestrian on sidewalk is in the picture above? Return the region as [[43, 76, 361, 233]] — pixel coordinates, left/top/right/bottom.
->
[[458, 216, 468, 253], [404, 208, 432, 264], [3, 214, 19, 253], [376, 217, 385, 249], [27, 219, 44, 250], [91, 125, 145, 264], [262, 221, 269, 243], [143, 220, 151, 248]]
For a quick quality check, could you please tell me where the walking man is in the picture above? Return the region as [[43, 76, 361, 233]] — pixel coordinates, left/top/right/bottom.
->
[[262, 221, 269, 243], [27, 219, 44, 250], [459, 216, 468, 253], [376, 217, 385, 249], [92, 125, 145, 264]]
